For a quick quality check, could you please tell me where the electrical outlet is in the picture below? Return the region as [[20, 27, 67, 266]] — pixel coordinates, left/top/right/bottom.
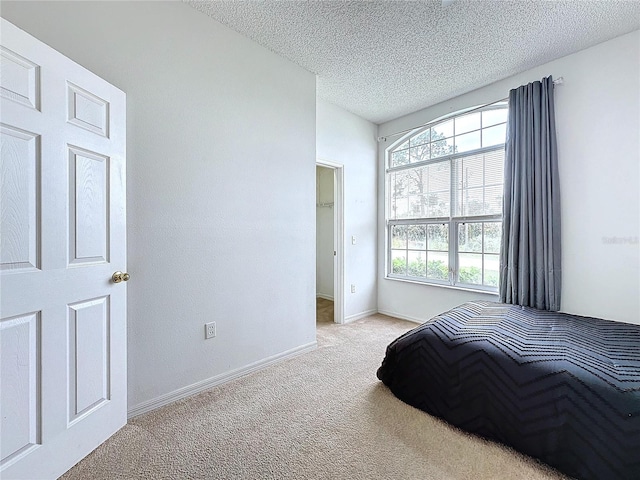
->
[[351, 284, 356, 293], [351, 235, 357, 245], [205, 322, 216, 339]]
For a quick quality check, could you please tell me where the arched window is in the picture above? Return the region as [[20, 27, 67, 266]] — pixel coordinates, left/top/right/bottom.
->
[[386, 103, 508, 291]]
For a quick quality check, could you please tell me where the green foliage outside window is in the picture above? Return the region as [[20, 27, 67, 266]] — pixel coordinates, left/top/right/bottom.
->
[[392, 257, 499, 287], [392, 258, 449, 280]]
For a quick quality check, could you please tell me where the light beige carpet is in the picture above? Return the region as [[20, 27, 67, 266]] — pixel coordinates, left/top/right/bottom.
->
[[63, 312, 567, 480], [316, 297, 334, 324]]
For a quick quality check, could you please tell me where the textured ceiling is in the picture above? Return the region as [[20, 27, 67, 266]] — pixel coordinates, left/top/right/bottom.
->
[[187, 1, 640, 124]]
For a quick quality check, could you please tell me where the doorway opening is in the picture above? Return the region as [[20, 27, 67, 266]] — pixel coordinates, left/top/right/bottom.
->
[[316, 161, 344, 324]]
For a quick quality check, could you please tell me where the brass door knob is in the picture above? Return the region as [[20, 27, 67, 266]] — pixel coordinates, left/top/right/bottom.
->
[[112, 271, 130, 283]]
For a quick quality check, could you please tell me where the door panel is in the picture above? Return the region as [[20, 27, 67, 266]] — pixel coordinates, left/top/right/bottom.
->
[[0, 125, 40, 271], [0, 312, 40, 465], [0, 46, 40, 110], [67, 82, 109, 137], [68, 146, 110, 265], [0, 18, 126, 480], [68, 296, 110, 424]]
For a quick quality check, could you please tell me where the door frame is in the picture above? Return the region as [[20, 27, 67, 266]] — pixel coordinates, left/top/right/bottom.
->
[[316, 159, 344, 324]]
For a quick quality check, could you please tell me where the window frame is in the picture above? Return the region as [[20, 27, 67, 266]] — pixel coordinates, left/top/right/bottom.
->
[[385, 105, 507, 293]]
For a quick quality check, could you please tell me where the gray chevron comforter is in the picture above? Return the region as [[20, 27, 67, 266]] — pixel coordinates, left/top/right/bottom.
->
[[377, 301, 640, 480]]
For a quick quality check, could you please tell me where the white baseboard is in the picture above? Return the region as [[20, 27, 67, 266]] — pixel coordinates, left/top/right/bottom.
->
[[127, 341, 317, 419], [377, 309, 425, 324], [316, 293, 334, 301], [344, 308, 378, 323]]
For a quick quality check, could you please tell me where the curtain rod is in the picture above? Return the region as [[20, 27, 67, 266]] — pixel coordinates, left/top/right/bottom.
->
[[377, 76, 564, 143]]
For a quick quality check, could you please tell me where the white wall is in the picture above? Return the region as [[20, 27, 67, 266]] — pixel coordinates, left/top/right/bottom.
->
[[316, 166, 334, 299], [317, 99, 378, 321], [378, 30, 640, 325], [1, 1, 318, 410]]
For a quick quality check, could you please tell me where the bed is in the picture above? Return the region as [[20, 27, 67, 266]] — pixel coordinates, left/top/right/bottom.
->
[[377, 301, 640, 480]]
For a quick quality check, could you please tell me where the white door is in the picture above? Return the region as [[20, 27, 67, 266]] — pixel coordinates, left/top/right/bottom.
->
[[0, 18, 127, 479]]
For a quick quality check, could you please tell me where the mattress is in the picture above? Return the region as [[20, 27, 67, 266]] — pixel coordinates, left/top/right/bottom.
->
[[377, 301, 640, 480]]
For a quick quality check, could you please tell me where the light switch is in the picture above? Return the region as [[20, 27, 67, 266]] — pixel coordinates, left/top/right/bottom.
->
[[351, 235, 356, 245]]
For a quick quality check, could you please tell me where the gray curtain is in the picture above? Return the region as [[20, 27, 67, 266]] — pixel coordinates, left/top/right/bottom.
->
[[499, 76, 561, 311]]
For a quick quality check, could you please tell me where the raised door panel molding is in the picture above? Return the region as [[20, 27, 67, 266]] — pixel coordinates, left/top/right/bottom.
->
[[0, 125, 40, 271], [0, 46, 40, 110], [68, 146, 110, 266], [0, 312, 41, 468], [67, 296, 110, 425], [67, 82, 109, 137]]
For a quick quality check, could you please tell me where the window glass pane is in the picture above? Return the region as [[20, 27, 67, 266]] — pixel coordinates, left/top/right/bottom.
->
[[484, 184, 503, 215], [427, 224, 448, 251], [391, 225, 407, 249], [392, 196, 408, 218], [482, 123, 507, 147], [455, 112, 481, 135], [393, 163, 451, 219], [432, 119, 453, 139], [458, 223, 482, 253], [410, 144, 430, 164], [408, 195, 426, 217], [482, 109, 508, 128], [390, 149, 409, 168], [390, 171, 408, 219], [457, 155, 484, 188], [396, 139, 410, 151], [455, 131, 481, 153], [483, 253, 500, 287], [453, 151, 504, 217], [431, 137, 455, 159], [406, 168, 426, 194], [428, 162, 450, 191], [458, 253, 482, 285], [427, 251, 449, 280], [484, 222, 502, 254], [390, 171, 406, 198], [457, 187, 484, 216], [410, 129, 430, 147], [422, 194, 437, 217], [408, 225, 426, 249], [391, 250, 407, 275], [484, 151, 504, 185], [407, 250, 426, 277], [427, 191, 450, 218]]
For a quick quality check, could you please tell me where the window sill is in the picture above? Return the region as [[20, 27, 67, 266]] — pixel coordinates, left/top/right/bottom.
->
[[384, 275, 499, 296]]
